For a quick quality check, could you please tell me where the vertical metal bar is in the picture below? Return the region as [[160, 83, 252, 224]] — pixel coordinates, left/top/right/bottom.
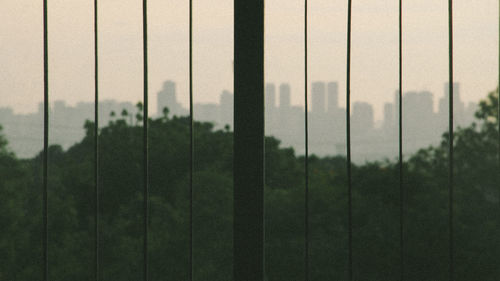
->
[[304, 0, 309, 280], [448, 0, 454, 280], [233, 1, 265, 280], [498, 0, 500, 196], [42, 0, 49, 280], [142, 0, 149, 280], [189, 0, 194, 279], [94, 0, 99, 280], [398, 0, 404, 280], [346, 0, 353, 280]]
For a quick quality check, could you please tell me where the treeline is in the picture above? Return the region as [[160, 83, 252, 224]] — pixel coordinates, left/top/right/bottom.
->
[[0, 92, 499, 281]]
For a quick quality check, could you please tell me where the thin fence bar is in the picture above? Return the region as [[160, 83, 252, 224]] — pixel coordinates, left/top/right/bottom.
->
[[398, 0, 404, 280], [233, 1, 265, 280], [142, 0, 149, 280], [93, 0, 99, 280], [498, 0, 500, 192], [189, 0, 194, 279], [304, 0, 309, 280], [346, 0, 353, 280], [43, 0, 49, 280], [448, 0, 454, 280]]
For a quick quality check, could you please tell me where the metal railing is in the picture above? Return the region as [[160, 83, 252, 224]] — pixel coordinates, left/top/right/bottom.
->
[[33, 0, 497, 281]]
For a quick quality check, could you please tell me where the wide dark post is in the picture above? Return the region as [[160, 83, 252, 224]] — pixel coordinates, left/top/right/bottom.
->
[[233, 1, 265, 281]]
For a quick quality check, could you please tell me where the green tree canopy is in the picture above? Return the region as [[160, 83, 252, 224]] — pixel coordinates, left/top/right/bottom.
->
[[0, 89, 499, 281]]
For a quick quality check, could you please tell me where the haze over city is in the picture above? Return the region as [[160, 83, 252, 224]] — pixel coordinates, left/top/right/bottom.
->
[[3, 2, 500, 280], [1, 0, 498, 120], [0, 79, 478, 162]]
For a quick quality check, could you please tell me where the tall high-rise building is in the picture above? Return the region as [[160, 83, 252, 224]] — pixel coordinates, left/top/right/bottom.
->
[[157, 80, 184, 117], [312, 82, 326, 114], [383, 103, 394, 130], [265, 83, 276, 110], [279, 83, 291, 109], [402, 91, 436, 142], [439, 82, 463, 116], [394, 90, 400, 114], [438, 82, 466, 127], [404, 91, 434, 118], [265, 83, 278, 134], [327, 82, 339, 113], [352, 102, 374, 132]]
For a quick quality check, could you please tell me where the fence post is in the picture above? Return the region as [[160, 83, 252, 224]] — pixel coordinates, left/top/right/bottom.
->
[[233, 1, 265, 280]]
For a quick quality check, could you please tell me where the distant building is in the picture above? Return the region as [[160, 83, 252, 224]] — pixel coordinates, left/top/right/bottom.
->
[[439, 82, 464, 127], [383, 103, 394, 131], [352, 102, 374, 134], [403, 91, 434, 122], [279, 83, 291, 109], [311, 82, 326, 114], [327, 82, 339, 113], [195, 103, 218, 125], [0, 79, 479, 162], [275, 83, 292, 137], [264, 83, 278, 135], [219, 90, 233, 129], [402, 91, 436, 148], [464, 102, 478, 125], [0, 107, 13, 121], [265, 83, 276, 111], [157, 80, 185, 117]]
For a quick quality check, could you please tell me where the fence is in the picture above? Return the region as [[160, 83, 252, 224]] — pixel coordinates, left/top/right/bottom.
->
[[18, 0, 500, 280]]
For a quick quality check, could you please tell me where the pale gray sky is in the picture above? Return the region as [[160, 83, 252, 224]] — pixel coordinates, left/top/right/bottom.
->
[[1, 0, 498, 120]]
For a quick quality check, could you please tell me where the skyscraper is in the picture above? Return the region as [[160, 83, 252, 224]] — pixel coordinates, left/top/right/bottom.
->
[[265, 83, 276, 111], [439, 82, 462, 116], [352, 102, 374, 133], [312, 82, 326, 114], [279, 83, 291, 109], [157, 80, 183, 117], [439, 82, 464, 127], [402, 91, 436, 142], [383, 103, 394, 130], [327, 82, 339, 113]]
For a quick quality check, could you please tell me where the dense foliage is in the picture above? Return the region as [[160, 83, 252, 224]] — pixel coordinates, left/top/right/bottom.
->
[[0, 92, 499, 281]]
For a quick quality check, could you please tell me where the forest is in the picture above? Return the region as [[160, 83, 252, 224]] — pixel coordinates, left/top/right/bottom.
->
[[0, 91, 499, 281]]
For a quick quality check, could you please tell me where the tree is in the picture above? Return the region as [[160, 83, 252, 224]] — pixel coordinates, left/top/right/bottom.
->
[[1, 89, 500, 280], [0, 125, 9, 155]]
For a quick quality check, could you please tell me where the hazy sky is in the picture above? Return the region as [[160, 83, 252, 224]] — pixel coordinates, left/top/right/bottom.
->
[[1, 0, 498, 120]]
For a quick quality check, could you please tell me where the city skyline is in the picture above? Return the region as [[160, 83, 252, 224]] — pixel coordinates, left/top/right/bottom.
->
[[1, 0, 498, 120], [0, 79, 478, 161], [2, 3, 499, 280], [3, 79, 478, 123]]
